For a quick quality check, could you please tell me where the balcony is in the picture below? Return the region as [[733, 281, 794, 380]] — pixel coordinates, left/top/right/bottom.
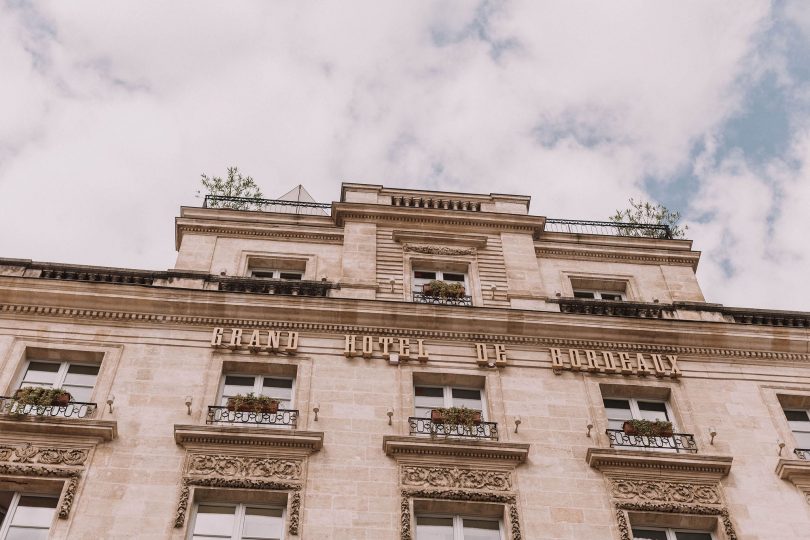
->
[[0, 396, 97, 419], [555, 297, 670, 318], [408, 416, 498, 441], [412, 292, 473, 307], [796, 448, 810, 460], [544, 218, 674, 239], [606, 428, 697, 453], [213, 276, 334, 297], [206, 405, 299, 428]]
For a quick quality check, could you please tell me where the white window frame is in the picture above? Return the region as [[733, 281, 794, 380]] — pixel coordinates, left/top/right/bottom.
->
[[783, 408, 810, 450], [604, 397, 675, 426], [415, 514, 504, 540], [16, 359, 99, 402], [218, 374, 296, 409], [0, 492, 58, 540], [412, 269, 469, 294], [573, 289, 626, 300], [414, 385, 487, 420], [249, 269, 303, 281], [187, 502, 286, 540], [631, 526, 715, 540]]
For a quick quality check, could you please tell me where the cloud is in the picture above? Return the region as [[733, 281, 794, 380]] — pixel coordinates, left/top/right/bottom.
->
[[0, 1, 808, 309]]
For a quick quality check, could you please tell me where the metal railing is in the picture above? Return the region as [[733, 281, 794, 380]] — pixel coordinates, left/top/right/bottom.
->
[[203, 195, 330, 215], [0, 396, 97, 419], [556, 298, 670, 319], [796, 448, 810, 460], [606, 429, 697, 453], [206, 406, 298, 428], [214, 277, 334, 297], [412, 292, 473, 307], [408, 416, 498, 440], [544, 219, 673, 239]]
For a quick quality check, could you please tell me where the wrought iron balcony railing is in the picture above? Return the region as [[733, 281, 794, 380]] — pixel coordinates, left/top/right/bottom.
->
[[0, 396, 97, 419], [408, 416, 498, 440], [544, 218, 674, 239], [556, 298, 670, 319], [606, 429, 697, 453], [795, 448, 810, 460], [206, 406, 299, 428], [412, 292, 473, 307], [213, 277, 334, 297]]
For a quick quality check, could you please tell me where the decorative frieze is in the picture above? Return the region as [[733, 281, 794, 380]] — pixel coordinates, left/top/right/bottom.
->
[[403, 244, 476, 256], [610, 479, 721, 505], [186, 454, 302, 481], [0, 443, 87, 466], [0, 463, 81, 519], [400, 466, 511, 491]]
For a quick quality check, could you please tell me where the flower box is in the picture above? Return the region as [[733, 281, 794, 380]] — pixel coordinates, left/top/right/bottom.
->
[[226, 394, 279, 414], [622, 419, 673, 438], [431, 408, 482, 425], [13, 387, 72, 407]]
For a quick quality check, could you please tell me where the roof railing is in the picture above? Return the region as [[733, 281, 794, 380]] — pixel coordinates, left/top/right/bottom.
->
[[544, 218, 673, 239], [202, 195, 331, 215]]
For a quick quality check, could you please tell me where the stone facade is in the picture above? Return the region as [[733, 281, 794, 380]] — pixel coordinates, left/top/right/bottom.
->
[[0, 183, 807, 539]]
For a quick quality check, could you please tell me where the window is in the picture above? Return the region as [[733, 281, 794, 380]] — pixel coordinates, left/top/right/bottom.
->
[[249, 269, 302, 280], [190, 503, 284, 540], [602, 397, 691, 452], [604, 398, 671, 430], [18, 360, 99, 403], [414, 386, 484, 420], [0, 492, 58, 540], [783, 409, 810, 451], [573, 289, 625, 301], [632, 528, 712, 540], [220, 375, 294, 410], [413, 270, 467, 293], [415, 515, 501, 540]]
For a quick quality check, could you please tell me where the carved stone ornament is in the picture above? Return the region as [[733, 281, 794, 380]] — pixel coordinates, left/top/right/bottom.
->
[[0, 443, 88, 466], [400, 465, 511, 491], [403, 244, 476, 256], [400, 488, 521, 540], [186, 454, 302, 481], [615, 502, 737, 540], [174, 473, 303, 536], [0, 463, 81, 519], [610, 479, 721, 505]]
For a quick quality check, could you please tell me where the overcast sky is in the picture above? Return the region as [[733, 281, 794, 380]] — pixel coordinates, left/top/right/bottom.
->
[[1, 1, 809, 311]]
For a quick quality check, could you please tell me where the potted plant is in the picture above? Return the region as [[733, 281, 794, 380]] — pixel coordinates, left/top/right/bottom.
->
[[226, 393, 279, 414], [431, 407, 482, 427], [444, 282, 466, 298], [13, 387, 72, 407], [622, 419, 673, 437], [423, 280, 446, 297]]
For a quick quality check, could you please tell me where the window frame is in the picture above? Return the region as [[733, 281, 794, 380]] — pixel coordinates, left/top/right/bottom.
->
[[414, 384, 487, 421], [15, 359, 100, 403], [217, 373, 296, 410], [631, 526, 715, 540], [187, 501, 286, 540], [0, 491, 59, 540], [248, 269, 303, 281], [783, 408, 810, 450], [412, 269, 469, 294], [415, 513, 504, 540], [573, 289, 626, 301], [604, 397, 675, 428]]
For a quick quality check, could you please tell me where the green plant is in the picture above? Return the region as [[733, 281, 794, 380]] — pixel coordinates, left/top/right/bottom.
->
[[609, 198, 687, 239], [198, 167, 265, 210], [424, 280, 466, 298], [13, 387, 72, 407], [226, 393, 280, 413], [622, 419, 673, 437], [431, 406, 482, 428]]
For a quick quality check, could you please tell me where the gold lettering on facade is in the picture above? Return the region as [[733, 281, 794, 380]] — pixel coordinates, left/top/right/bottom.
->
[[342, 335, 429, 363], [379, 337, 393, 359], [211, 327, 224, 346], [362, 336, 374, 358], [475, 343, 508, 368], [550, 348, 682, 378], [210, 328, 298, 354]]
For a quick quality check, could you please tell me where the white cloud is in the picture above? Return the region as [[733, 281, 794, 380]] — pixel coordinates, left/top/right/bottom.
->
[[2, 1, 809, 310]]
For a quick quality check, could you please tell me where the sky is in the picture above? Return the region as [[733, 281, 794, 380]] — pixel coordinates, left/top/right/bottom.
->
[[1, 1, 809, 311]]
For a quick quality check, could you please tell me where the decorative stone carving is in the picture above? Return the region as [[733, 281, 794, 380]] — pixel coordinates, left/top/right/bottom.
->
[[403, 244, 476, 256], [400, 488, 521, 540], [0, 463, 81, 519], [610, 479, 721, 505], [615, 502, 737, 540], [173, 475, 302, 536], [0, 443, 87, 466], [186, 454, 302, 480], [400, 466, 511, 491]]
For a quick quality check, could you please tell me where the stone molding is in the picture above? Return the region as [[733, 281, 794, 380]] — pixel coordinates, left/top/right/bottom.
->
[[173, 424, 324, 453], [0, 443, 88, 466], [775, 458, 810, 504], [383, 436, 530, 463], [0, 415, 117, 442], [0, 463, 80, 519], [393, 230, 488, 248], [615, 502, 737, 540], [400, 465, 512, 491], [586, 448, 733, 478], [403, 244, 477, 256], [176, 224, 344, 247], [534, 246, 700, 270], [610, 479, 721, 505], [185, 454, 303, 480]]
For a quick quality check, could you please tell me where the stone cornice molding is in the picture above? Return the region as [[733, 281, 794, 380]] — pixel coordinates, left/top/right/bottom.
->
[[0, 442, 88, 466], [775, 458, 810, 504], [383, 436, 530, 463], [175, 219, 343, 249], [535, 245, 701, 270], [173, 424, 323, 453], [615, 502, 737, 540], [586, 448, 733, 478], [0, 416, 117, 442]]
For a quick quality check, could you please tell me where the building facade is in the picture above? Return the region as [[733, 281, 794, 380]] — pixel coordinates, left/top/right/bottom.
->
[[0, 183, 808, 539]]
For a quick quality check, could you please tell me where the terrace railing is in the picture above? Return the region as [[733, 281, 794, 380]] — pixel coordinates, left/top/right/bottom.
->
[[408, 416, 498, 440], [213, 277, 334, 297], [0, 396, 97, 419], [412, 292, 473, 307], [606, 429, 697, 453], [544, 219, 673, 239], [206, 406, 299, 428], [795, 448, 810, 460]]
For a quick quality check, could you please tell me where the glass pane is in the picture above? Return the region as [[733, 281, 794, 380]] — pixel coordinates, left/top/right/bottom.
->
[[242, 506, 283, 539], [462, 518, 501, 540], [193, 505, 235, 536], [252, 271, 277, 279], [62, 385, 92, 403], [63, 365, 99, 387], [415, 387, 444, 411], [573, 290, 595, 299], [262, 378, 293, 405], [222, 376, 257, 403], [638, 401, 669, 422], [600, 293, 622, 301], [784, 410, 810, 422], [451, 388, 482, 410], [415, 516, 453, 540], [632, 530, 668, 540], [604, 399, 632, 429], [278, 272, 302, 281], [10, 496, 57, 528], [442, 273, 465, 282], [6, 528, 50, 540], [21, 362, 60, 386], [414, 271, 437, 280], [675, 533, 713, 540], [794, 431, 810, 448]]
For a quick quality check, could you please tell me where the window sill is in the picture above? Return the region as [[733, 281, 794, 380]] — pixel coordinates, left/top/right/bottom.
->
[[0, 414, 117, 442], [586, 447, 732, 478]]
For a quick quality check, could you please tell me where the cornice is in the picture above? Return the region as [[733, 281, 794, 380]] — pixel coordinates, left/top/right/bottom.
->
[[0, 416, 117, 443], [382, 435, 530, 462], [173, 424, 323, 453], [535, 245, 701, 270], [586, 448, 732, 478], [175, 219, 343, 249], [775, 457, 810, 481]]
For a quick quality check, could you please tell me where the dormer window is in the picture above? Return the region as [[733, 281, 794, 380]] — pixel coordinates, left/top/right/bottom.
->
[[573, 289, 625, 301]]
